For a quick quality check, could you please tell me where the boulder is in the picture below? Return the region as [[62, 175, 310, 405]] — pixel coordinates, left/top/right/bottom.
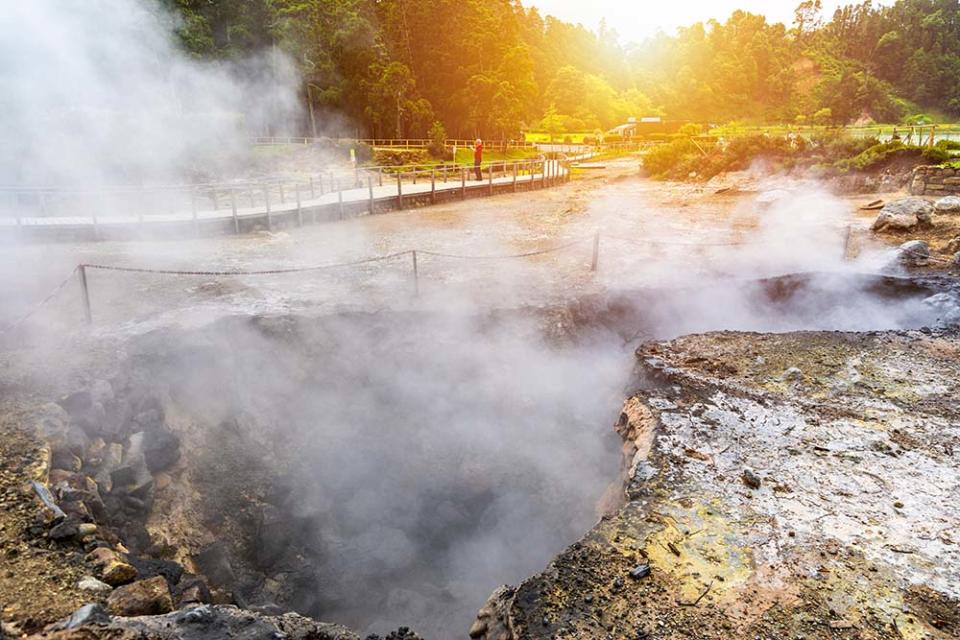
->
[[78, 576, 113, 593], [896, 240, 930, 267], [106, 576, 174, 616], [934, 195, 960, 213], [101, 559, 139, 586], [142, 426, 180, 473], [871, 197, 934, 232]]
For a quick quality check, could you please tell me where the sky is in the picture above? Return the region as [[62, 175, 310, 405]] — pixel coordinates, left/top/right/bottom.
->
[[527, 1, 873, 44]]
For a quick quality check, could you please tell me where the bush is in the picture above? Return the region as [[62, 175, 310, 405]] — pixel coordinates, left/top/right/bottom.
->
[[922, 146, 951, 164], [935, 139, 960, 151], [373, 148, 431, 166], [426, 121, 449, 159], [641, 138, 700, 177], [813, 108, 833, 125], [678, 123, 703, 136]]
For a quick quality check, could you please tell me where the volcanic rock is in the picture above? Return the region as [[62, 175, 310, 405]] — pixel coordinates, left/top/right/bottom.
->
[[871, 197, 934, 232], [101, 560, 138, 586], [77, 576, 113, 593], [896, 240, 931, 267], [106, 575, 174, 616], [934, 195, 960, 213]]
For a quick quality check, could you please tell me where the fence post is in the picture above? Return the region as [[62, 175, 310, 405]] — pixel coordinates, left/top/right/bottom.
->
[[397, 173, 404, 209], [591, 229, 600, 272], [309, 176, 316, 199], [279, 183, 285, 205], [488, 165, 493, 195], [231, 189, 239, 235], [512, 162, 518, 192], [295, 183, 303, 227], [542, 161, 547, 189], [338, 180, 344, 220], [431, 169, 436, 204], [378, 167, 383, 187], [368, 175, 375, 214], [461, 168, 466, 199], [264, 186, 272, 231], [411, 250, 419, 296], [79, 264, 92, 324]]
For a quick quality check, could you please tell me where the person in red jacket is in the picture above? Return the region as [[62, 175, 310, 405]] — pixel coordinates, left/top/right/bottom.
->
[[473, 138, 483, 181]]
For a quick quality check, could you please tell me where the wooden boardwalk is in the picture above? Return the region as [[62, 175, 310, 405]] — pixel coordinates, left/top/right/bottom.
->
[[1, 158, 577, 241]]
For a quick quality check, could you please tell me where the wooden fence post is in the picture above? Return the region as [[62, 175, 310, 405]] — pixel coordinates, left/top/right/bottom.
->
[[461, 168, 466, 199], [431, 169, 436, 204], [488, 165, 493, 195], [231, 189, 239, 235], [295, 183, 302, 227], [264, 186, 272, 231], [397, 173, 404, 209], [512, 162, 518, 192], [411, 250, 419, 296], [79, 264, 92, 324], [368, 176, 375, 214]]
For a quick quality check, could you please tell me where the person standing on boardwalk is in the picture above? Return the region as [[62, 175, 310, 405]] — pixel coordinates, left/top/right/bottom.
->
[[473, 138, 483, 180]]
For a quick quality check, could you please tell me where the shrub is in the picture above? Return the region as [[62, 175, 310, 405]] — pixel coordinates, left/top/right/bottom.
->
[[678, 123, 703, 136], [641, 138, 699, 177], [935, 139, 960, 151], [922, 146, 951, 164], [813, 108, 833, 125], [373, 148, 430, 166], [426, 121, 449, 159]]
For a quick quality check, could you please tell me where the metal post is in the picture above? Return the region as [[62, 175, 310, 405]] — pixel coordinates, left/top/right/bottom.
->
[[378, 167, 383, 187], [411, 250, 419, 296], [461, 168, 466, 199], [488, 165, 493, 195], [542, 161, 547, 188], [295, 183, 302, 226], [512, 162, 518, 192], [431, 169, 436, 204], [79, 265, 92, 324], [231, 190, 239, 235], [368, 176, 375, 214], [591, 229, 600, 272], [397, 173, 404, 209], [309, 176, 316, 199], [264, 186, 272, 231], [338, 183, 344, 220]]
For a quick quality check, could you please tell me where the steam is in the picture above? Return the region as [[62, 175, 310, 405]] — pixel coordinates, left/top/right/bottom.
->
[[0, 0, 302, 187]]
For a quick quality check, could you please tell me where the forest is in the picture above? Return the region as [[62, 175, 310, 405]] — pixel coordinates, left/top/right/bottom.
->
[[166, 0, 960, 139]]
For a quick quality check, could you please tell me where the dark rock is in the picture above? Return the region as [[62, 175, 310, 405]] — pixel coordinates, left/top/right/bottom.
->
[[143, 426, 180, 472], [175, 575, 212, 606], [107, 575, 174, 616], [48, 519, 80, 541], [58, 391, 92, 417], [130, 556, 184, 589], [742, 469, 762, 490], [629, 564, 651, 579], [110, 466, 139, 488], [49, 604, 110, 631]]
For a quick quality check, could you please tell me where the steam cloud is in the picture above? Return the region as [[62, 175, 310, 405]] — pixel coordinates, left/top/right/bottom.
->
[[0, 0, 302, 187]]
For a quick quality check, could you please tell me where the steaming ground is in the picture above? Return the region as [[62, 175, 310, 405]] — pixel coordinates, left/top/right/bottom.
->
[[2, 166, 958, 637]]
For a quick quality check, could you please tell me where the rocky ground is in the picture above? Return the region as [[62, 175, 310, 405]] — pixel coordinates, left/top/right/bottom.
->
[[3, 159, 960, 639], [469, 327, 960, 640]]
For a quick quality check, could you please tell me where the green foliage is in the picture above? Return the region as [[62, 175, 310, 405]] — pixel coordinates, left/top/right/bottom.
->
[[641, 138, 700, 178], [922, 146, 951, 164], [936, 139, 960, 151], [427, 121, 449, 159], [678, 123, 703, 136], [167, 0, 960, 138], [373, 148, 430, 166]]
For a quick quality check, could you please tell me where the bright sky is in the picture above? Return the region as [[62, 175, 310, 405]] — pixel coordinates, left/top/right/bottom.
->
[[527, 1, 875, 43]]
